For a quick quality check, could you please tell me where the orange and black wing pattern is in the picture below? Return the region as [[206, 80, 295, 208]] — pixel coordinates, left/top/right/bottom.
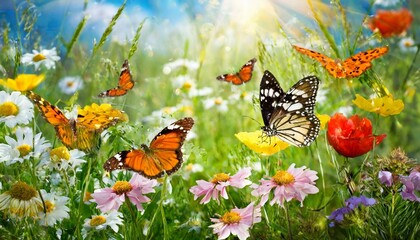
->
[[217, 58, 256, 85], [98, 59, 134, 97], [103, 117, 194, 179], [293, 45, 388, 79], [27, 91, 102, 151]]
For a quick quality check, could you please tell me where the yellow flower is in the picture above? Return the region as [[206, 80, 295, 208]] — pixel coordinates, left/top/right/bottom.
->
[[78, 103, 128, 129], [0, 74, 45, 91], [316, 114, 330, 130], [235, 130, 289, 156], [352, 94, 404, 117]]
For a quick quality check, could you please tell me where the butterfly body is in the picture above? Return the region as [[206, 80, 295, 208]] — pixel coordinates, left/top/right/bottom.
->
[[103, 117, 194, 179], [217, 58, 257, 85], [98, 59, 134, 97], [27, 91, 124, 151], [260, 71, 320, 147], [293, 45, 388, 79]]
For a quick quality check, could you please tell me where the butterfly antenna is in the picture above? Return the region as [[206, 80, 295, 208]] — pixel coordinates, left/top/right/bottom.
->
[[241, 115, 262, 127]]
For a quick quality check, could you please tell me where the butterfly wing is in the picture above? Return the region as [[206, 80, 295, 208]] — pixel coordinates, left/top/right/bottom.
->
[[260, 73, 320, 147], [98, 59, 134, 97], [103, 117, 194, 179], [293, 45, 344, 78], [342, 46, 389, 78], [217, 58, 256, 85], [259, 70, 285, 127]]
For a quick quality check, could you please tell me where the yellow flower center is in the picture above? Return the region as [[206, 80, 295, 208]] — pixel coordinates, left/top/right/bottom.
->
[[182, 81, 193, 90], [240, 92, 248, 99], [272, 170, 295, 186], [404, 41, 413, 47], [90, 216, 107, 227], [84, 191, 92, 202], [9, 181, 37, 201], [214, 98, 223, 105], [44, 200, 55, 213], [221, 211, 241, 224], [66, 81, 75, 87], [211, 173, 230, 184], [50, 146, 71, 163], [162, 107, 174, 114], [17, 144, 32, 157], [185, 163, 194, 171], [112, 181, 133, 195], [32, 53, 46, 62], [0, 102, 19, 117]]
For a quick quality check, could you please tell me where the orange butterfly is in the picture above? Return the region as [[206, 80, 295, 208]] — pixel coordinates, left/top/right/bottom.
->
[[98, 59, 134, 97], [293, 45, 389, 79], [27, 91, 126, 152], [103, 117, 194, 179], [216, 58, 257, 85]]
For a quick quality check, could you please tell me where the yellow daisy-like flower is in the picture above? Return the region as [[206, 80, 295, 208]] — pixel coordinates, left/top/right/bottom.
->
[[78, 103, 128, 129], [352, 94, 404, 117], [0, 181, 43, 218], [317, 114, 331, 130], [0, 74, 45, 91], [235, 130, 289, 156]]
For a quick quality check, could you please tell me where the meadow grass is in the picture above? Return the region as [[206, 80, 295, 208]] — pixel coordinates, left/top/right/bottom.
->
[[1, 1, 420, 239]]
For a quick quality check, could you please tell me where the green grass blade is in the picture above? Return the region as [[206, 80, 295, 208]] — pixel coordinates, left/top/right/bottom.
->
[[128, 18, 147, 59]]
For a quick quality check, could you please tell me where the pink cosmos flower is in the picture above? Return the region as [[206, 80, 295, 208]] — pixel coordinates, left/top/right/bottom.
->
[[91, 173, 158, 212], [251, 164, 319, 207], [209, 202, 261, 240], [189, 167, 252, 204]]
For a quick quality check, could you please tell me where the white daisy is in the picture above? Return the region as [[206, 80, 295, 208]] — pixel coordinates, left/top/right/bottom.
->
[[336, 106, 353, 117], [228, 90, 255, 103], [44, 146, 86, 171], [189, 87, 213, 97], [0, 91, 34, 128], [38, 190, 70, 226], [203, 97, 228, 112], [399, 37, 417, 53], [58, 76, 84, 95], [162, 58, 199, 74], [0, 127, 51, 165], [182, 163, 203, 180], [82, 211, 123, 236], [21, 47, 60, 70]]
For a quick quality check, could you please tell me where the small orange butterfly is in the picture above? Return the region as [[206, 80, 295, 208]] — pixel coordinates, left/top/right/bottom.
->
[[98, 59, 134, 97], [216, 58, 257, 85], [293, 45, 389, 79], [103, 117, 194, 179], [28, 91, 126, 151]]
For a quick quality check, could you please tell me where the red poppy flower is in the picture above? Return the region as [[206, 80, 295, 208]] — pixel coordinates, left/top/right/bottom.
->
[[367, 8, 413, 38], [327, 113, 386, 158]]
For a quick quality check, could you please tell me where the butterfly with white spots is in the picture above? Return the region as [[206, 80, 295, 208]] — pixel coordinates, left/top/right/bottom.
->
[[260, 70, 320, 147]]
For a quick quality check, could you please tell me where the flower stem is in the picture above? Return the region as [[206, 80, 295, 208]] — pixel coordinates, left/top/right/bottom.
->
[[402, 45, 420, 90], [159, 175, 169, 240], [283, 203, 293, 240]]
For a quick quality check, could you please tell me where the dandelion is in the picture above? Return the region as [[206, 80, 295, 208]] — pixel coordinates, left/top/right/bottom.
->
[[367, 8, 413, 38], [46, 146, 86, 170], [352, 94, 404, 117], [203, 97, 228, 112], [58, 76, 84, 95], [209, 202, 261, 240], [398, 37, 418, 53], [400, 171, 420, 202], [190, 167, 252, 204], [0, 91, 34, 128], [38, 190, 70, 226], [0, 74, 45, 91], [235, 130, 289, 156], [91, 173, 158, 212], [0, 126, 51, 165], [327, 113, 386, 158], [0, 181, 43, 218], [83, 211, 123, 234], [251, 164, 319, 207], [21, 47, 61, 70]]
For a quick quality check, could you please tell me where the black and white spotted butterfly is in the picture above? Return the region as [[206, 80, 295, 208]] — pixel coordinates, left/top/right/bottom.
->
[[260, 70, 320, 147]]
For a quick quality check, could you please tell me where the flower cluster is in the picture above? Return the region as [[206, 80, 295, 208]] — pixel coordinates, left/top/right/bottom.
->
[[328, 195, 376, 227]]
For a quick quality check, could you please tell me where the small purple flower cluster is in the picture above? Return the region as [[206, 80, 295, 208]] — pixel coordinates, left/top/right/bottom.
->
[[328, 195, 376, 227]]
